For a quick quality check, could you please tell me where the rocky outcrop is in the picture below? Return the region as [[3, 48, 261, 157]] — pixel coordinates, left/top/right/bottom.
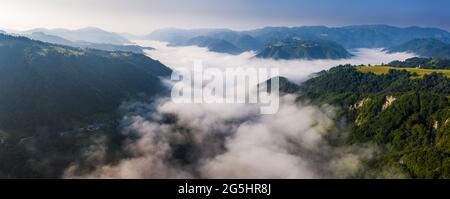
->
[[349, 97, 371, 111], [382, 96, 397, 111]]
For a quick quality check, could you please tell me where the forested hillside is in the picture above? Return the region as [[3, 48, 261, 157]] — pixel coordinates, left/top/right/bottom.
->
[[0, 34, 171, 178], [299, 65, 450, 178]]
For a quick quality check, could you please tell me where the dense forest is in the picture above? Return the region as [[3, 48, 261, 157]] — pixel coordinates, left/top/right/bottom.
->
[[298, 65, 450, 178], [0, 34, 171, 178], [388, 57, 450, 69]]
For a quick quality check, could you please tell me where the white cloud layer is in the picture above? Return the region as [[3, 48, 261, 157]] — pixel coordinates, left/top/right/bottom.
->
[[138, 40, 415, 83], [64, 41, 414, 179]]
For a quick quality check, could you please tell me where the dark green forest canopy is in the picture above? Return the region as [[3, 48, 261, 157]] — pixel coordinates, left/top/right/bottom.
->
[[299, 65, 450, 178], [0, 34, 171, 178], [388, 57, 450, 69], [0, 34, 171, 130]]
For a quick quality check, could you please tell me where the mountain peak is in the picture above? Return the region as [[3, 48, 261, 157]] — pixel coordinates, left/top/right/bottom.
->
[[389, 38, 450, 59], [256, 38, 352, 60]]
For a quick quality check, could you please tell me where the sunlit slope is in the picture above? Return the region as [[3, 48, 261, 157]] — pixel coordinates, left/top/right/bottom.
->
[[357, 66, 450, 78]]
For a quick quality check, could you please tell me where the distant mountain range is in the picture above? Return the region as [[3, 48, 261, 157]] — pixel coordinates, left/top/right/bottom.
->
[[26, 32, 149, 54], [23, 27, 130, 45], [6, 27, 158, 54], [170, 36, 243, 54], [145, 28, 233, 43], [8, 25, 450, 58], [388, 38, 450, 59], [256, 38, 352, 60], [163, 31, 264, 55], [146, 25, 450, 56]]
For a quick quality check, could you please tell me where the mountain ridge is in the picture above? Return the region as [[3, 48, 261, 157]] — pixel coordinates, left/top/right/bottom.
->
[[256, 39, 352, 60], [388, 38, 450, 59], [0, 33, 171, 130], [148, 25, 450, 51], [23, 27, 130, 45], [26, 32, 149, 54]]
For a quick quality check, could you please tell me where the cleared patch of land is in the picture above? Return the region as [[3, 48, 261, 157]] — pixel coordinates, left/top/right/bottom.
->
[[357, 66, 450, 78]]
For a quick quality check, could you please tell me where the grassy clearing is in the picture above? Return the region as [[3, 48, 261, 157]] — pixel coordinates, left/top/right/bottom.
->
[[357, 66, 450, 78]]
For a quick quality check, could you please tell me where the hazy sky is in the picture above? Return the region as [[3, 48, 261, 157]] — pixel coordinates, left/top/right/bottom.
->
[[1, 0, 449, 34]]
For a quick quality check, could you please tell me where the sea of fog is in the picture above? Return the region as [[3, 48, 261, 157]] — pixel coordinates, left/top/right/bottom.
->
[[64, 41, 414, 179], [137, 40, 415, 82]]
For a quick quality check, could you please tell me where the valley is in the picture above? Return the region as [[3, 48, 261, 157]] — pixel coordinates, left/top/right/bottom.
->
[[0, 23, 449, 179]]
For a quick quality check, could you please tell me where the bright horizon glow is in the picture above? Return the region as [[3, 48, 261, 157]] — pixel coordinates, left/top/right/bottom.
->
[[1, 0, 449, 35]]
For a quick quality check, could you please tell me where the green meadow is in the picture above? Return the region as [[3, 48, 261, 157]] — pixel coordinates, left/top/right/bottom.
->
[[357, 66, 450, 78]]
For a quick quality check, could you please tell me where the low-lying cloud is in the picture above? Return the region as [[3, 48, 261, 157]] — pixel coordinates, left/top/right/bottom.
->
[[138, 40, 415, 82], [64, 41, 414, 179], [65, 95, 379, 178]]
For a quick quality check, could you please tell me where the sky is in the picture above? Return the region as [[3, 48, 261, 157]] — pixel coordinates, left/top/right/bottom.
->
[[0, 0, 449, 35]]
